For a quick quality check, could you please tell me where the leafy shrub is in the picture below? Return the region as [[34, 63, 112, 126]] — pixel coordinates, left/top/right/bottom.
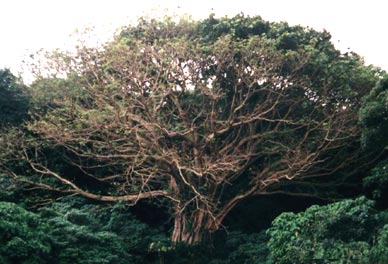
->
[[267, 197, 388, 264], [163, 231, 270, 264], [219, 231, 269, 264], [38, 199, 134, 263], [369, 224, 388, 264], [363, 160, 388, 199], [39, 197, 170, 263], [0, 202, 51, 263]]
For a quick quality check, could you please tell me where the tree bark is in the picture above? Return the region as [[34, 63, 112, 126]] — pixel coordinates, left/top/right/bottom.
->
[[171, 209, 215, 244]]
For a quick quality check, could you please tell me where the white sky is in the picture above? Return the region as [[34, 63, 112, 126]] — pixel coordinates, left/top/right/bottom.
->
[[1, 0, 388, 82]]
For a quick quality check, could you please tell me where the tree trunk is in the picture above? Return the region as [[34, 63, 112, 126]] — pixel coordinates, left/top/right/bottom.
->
[[168, 177, 218, 244], [171, 209, 216, 244]]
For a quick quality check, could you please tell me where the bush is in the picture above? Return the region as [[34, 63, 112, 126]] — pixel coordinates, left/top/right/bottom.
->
[[0, 202, 51, 263], [219, 231, 269, 264], [267, 197, 388, 264], [39, 197, 170, 263]]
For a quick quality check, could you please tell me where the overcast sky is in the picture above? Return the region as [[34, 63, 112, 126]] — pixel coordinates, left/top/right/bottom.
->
[[1, 0, 387, 81]]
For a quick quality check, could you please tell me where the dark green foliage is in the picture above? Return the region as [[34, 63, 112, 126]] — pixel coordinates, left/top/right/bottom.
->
[[0, 199, 131, 264], [198, 13, 270, 42], [100, 201, 170, 263], [369, 224, 388, 263], [5, 196, 388, 264], [267, 197, 388, 264], [217, 231, 269, 264], [0, 197, 170, 263], [0, 202, 51, 263], [359, 74, 388, 150], [359, 74, 388, 203], [39, 197, 168, 264], [42, 207, 131, 263], [0, 196, 273, 264], [153, 231, 269, 264], [0, 69, 29, 127], [363, 160, 388, 199], [0, 174, 18, 201]]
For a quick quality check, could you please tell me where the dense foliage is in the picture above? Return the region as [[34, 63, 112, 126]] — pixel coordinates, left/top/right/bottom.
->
[[360, 75, 388, 203], [0, 202, 51, 263], [0, 69, 29, 127], [1, 13, 388, 263], [268, 197, 388, 263]]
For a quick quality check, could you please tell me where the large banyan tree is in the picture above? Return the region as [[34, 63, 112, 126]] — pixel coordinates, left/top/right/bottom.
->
[[17, 14, 378, 243]]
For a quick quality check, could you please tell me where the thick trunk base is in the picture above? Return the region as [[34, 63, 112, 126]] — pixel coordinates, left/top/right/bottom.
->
[[171, 211, 216, 244]]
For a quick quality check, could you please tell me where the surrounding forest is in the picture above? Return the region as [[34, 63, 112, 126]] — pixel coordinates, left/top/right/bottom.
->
[[1, 14, 388, 263]]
